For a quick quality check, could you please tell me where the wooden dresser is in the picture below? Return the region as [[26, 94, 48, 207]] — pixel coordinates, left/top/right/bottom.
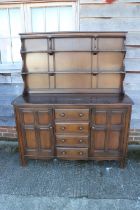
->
[[12, 32, 133, 168]]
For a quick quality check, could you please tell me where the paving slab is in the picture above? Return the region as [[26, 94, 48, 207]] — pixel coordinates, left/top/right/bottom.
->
[[0, 148, 139, 199], [0, 195, 140, 210], [0, 147, 139, 210]]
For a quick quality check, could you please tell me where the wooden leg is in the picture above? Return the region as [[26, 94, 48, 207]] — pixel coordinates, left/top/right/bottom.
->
[[120, 158, 126, 169], [19, 153, 27, 166]]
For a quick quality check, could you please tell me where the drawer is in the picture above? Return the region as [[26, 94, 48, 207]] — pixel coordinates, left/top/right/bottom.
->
[[56, 135, 88, 147], [56, 148, 88, 159], [55, 123, 89, 134], [55, 109, 89, 121]]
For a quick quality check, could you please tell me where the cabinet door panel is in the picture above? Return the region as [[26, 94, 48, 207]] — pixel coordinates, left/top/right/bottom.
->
[[37, 110, 52, 125], [111, 111, 123, 125], [94, 130, 106, 150], [22, 111, 35, 125], [94, 111, 107, 125], [108, 130, 121, 150], [19, 107, 54, 157], [24, 128, 37, 150], [20, 108, 52, 126], [39, 128, 52, 149], [91, 107, 127, 157], [23, 126, 53, 156]]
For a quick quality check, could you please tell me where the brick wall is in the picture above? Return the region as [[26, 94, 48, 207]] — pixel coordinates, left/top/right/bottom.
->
[[0, 127, 17, 140], [0, 126, 140, 144], [129, 129, 140, 144]]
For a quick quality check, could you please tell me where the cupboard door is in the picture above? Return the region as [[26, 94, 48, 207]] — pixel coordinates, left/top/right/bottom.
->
[[91, 108, 127, 157], [22, 126, 53, 157], [19, 108, 54, 157]]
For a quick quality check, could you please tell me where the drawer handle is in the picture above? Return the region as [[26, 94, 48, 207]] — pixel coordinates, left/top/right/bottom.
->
[[92, 126, 95, 129], [61, 139, 65, 143], [60, 113, 65, 117], [79, 113, 84, 117], [61, 127, 65, 130], [79, 151, 83, 155], [61, 151, 66, 155], [79, 127, 83, 131], [79, 139, 83, 143]]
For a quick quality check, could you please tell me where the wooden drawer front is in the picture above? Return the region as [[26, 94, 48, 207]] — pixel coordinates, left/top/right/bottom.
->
[[55, 123, 89, 134], [56, 148, 88, 159], [55, 109, 89, 121], [56, 136, 88, 147]]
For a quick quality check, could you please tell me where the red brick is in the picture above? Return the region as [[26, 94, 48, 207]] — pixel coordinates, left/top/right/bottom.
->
[[0, 128, 8, 132], [134, 129, 140, 132], [2, 132, 16, 138], [130, 129, 135, 132], [7, 127, 16, 131], [134, 137, 140, 141], [7, 130, 16, 134], [13, 133, 17, 138], [128, 137, 134, 142]]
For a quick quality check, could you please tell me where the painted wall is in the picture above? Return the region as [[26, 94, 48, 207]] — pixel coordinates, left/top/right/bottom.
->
[[0, 0, 140, 128], [78, 0, 140, 128]]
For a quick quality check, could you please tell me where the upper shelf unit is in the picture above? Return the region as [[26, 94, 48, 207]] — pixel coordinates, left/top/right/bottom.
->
[[20, 32, 126, 94]]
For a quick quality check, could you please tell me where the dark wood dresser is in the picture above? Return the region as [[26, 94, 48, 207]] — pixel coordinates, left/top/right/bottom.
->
[[12, 32, 133, 167]]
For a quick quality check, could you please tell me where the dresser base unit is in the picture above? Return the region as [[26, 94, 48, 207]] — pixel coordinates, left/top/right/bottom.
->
[[12, 93, 133, 168]]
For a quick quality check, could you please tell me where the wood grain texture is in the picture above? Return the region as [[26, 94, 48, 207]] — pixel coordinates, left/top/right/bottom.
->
[[13, 96, 132, 167], [55, 109, 89, 121]]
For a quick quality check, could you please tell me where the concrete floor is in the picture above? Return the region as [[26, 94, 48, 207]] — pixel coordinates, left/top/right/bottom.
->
[[0, 144, 140, 210]]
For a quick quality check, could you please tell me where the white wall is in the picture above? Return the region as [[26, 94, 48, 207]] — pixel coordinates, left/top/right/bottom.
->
[[79, 0, 140, 127]]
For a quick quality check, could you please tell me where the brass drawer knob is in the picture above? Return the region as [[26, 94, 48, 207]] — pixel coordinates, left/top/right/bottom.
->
[[61, 151, 66, 155], [60, 113, 65, 117], [79, 113, 84, 117], [79, 139, 83, 143], [61, 126, 65, 130], [79, 151, 83, 155], [61, 139, 65, 143], [79, 127, 83, 131]]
